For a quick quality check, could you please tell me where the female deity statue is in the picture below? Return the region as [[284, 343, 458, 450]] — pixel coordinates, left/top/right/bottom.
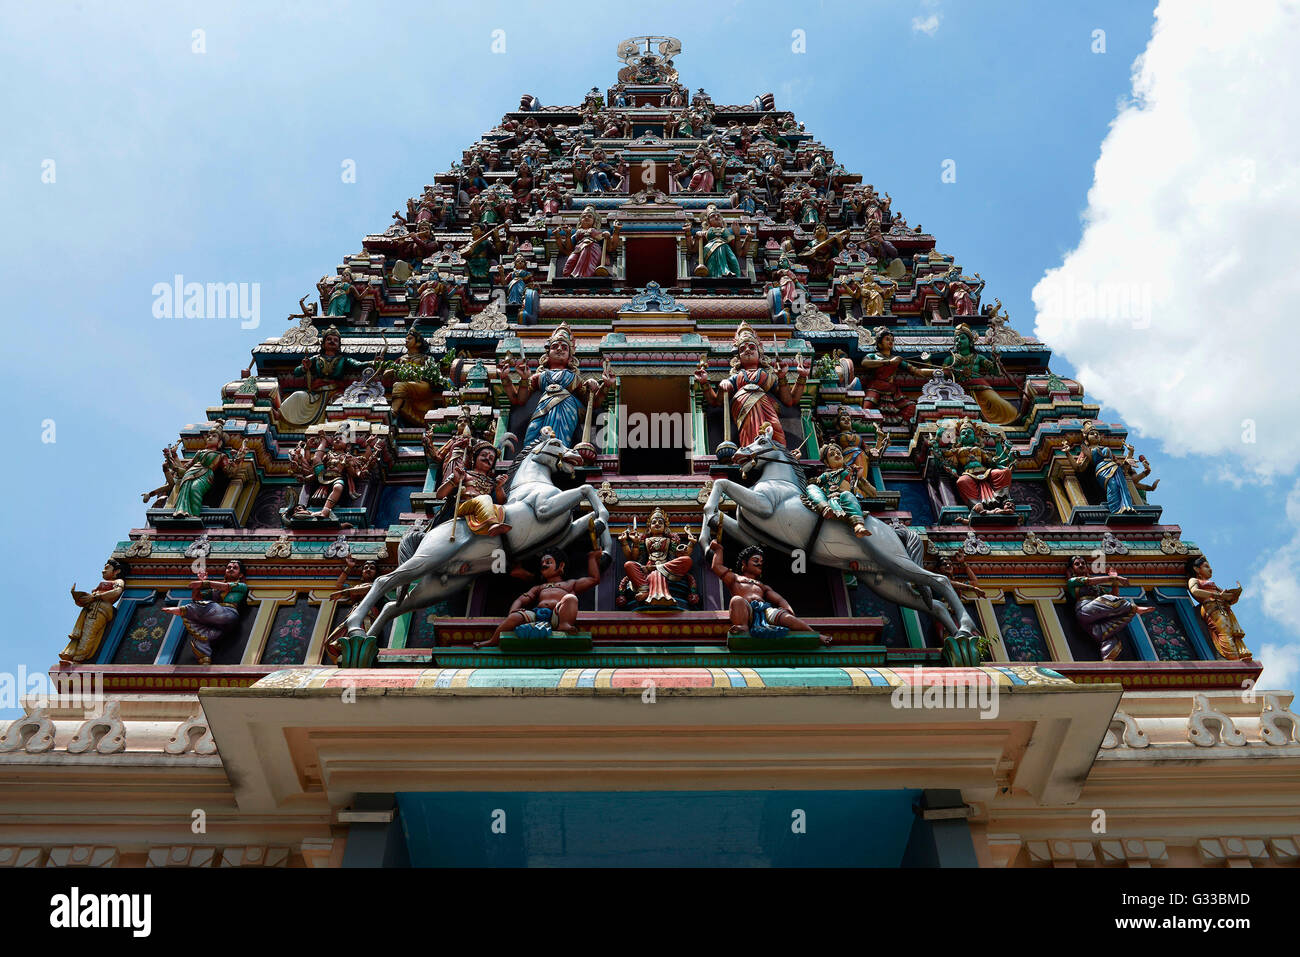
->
[[581, 148, 622, 194], [163, 560, 249, 665], [407, 267, 448, 320], [838, 270, 890, 318], [942, 323, 1020, 425], [279, 325, 373, 427], [60, 558, 128, 663], [948, 279, 977, 317], [619, 508, 698, 609], [1065, 555, 1153, 660], [860, 328, 920, 423], [498, 254, 535, 315], [694, 322, 807, 448], [556, 207, 621, 279], [458, 223, 503, 284], [325, 268, 360, 318], [382, 328, 446, 427], [684, 205, 747, 278], [500, 323, 613, 447], [169, 424, 247, 518], [1188, 556, 1251, 660], [932, 418, 1017, 516], [1059, 421, 1139, 515]]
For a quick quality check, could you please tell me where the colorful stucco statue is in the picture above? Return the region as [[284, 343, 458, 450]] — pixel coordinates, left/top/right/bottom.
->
[[709, 542, 828, 644], [61, 558, 128, 663], [381, 328, 449, 428], [805, 442, 873, 537], [694, 322, 806, 448], [700, 429, 981, 640], [162, 560, 249, 665], [860, 327, 923, 424], [1061, 421, 1140, 515], [288, 428, 383, 520], [279, 325, 373, 426], [170, 424, 247, 518], [501, 323, 612, 447], [435, 440, 510, 538], [620, 508, 698, 609], [685, 205, 746, 277], [932, 418, 1018, 516], [839, 270, 890, 318], [1065, 555, 1154, 660], [942, 323, 1020, 425], [476, 548, 603, 647], [1188, 556, 1251, 661], [556, 207, 621, 278], [325, 268, 359, 318]]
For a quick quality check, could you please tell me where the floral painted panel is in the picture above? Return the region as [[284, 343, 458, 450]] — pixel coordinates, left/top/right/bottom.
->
[[261, 597, 317, 665], [997, 597, 1048, 662]]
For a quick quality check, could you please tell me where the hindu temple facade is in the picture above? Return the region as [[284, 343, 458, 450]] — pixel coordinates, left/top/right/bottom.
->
[[3, 38, 1297, 868]]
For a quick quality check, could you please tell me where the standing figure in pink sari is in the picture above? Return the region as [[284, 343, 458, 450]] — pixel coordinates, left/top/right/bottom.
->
[[556, 207, 622, 278], [694, 322, 807, 448]]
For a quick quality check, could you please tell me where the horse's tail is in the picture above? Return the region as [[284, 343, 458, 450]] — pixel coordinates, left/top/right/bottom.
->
[[893, 521, 925, 566]]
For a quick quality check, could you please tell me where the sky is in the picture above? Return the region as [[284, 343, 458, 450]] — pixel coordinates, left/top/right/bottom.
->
[[1, 0, 1296, 711]]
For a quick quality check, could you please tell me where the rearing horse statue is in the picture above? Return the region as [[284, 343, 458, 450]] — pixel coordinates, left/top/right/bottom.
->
[[345, 428, 612, 639], [699, 430, 980, 638]]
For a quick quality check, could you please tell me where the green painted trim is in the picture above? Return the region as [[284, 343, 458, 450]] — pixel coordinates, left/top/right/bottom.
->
[[902, 609, 926, 649]]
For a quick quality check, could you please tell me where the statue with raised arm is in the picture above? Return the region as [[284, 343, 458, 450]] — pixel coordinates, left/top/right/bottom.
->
[[694, 322, 806, 448], [476, 548, 603, 647], [500, 323, 613, 447], [709, 542, 829, 644], [943, 323, 1020, 425], [1065, 555, 1153, 660], [619, 508, 698, 609], [170, 424, 247, 519], [162, 560, 249, 665], [1059, 422, 1140, 515], [933, 417, 1017, 516]]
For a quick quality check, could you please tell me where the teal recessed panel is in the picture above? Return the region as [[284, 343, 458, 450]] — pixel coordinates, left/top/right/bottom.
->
[[397, 790, 919, 867]]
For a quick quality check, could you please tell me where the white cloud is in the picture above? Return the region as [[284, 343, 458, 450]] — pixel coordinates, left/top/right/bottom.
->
[[1031, 0, 1300, 479], [1257, 643, 1300, 700], [911, 14, 941, 36]]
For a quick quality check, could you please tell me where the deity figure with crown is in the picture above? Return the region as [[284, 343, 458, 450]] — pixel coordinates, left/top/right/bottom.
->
[[278, 325, 373, 427], [556, 207, 622, 278], [694, 322, 807, 448], [931, 417, 1018, 516], [684, 205, 746, 277], [1059, 421, 1140, 515], [168, 423, 247, 518], [500, 323, 614, 447], [942, 323, 1020, 425], [618, 508, 700, 611]]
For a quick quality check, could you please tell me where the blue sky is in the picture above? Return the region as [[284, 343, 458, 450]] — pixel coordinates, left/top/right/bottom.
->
[[1, 0, 1293, 710]]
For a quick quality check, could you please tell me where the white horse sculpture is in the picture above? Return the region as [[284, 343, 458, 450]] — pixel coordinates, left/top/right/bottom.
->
[[345, 428, 612, 638], [699, 430, 980, 638]]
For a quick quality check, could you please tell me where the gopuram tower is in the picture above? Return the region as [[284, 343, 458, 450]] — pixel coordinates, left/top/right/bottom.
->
[[5, 37, 1297, 869]]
